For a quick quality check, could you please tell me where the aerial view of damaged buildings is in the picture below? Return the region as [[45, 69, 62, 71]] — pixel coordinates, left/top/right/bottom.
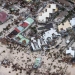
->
[[1, 0, 75, 75]]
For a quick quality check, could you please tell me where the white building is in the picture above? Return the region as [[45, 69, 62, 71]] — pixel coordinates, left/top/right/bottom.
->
[[43, 28, 60, 42], [31, 28, 60, 51], [70, 18, 75, 27], [66, 47, 75, 57], [37, 4, 57, 23]]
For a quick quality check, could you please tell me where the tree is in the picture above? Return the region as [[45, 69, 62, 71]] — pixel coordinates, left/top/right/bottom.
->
[[30, 27, 37, 34]]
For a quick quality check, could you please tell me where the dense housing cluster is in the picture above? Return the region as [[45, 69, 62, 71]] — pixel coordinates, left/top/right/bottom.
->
[[0, 0, 75, 75]]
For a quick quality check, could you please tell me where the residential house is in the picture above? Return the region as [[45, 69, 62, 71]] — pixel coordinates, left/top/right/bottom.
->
[[14, 34, 29, 46], [58, 20, 72, 32], [8, 17, 34, 46], [31, 37, 43, 51], [43, 28, 60, 42], [36, 3, 58, 23], [31, 28, 60, 51], [66, 47, 75, 57]]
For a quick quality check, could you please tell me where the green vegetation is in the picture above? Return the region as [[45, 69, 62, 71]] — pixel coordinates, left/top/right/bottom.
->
[[53, 12, 59, 19], [31, 27, 37, 34]]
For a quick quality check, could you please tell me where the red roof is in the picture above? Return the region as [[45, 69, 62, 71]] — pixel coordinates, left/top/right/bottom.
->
[[0, 11, 8, 23], [15, 28, 20, 33], [20, 22, 28, 27]]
